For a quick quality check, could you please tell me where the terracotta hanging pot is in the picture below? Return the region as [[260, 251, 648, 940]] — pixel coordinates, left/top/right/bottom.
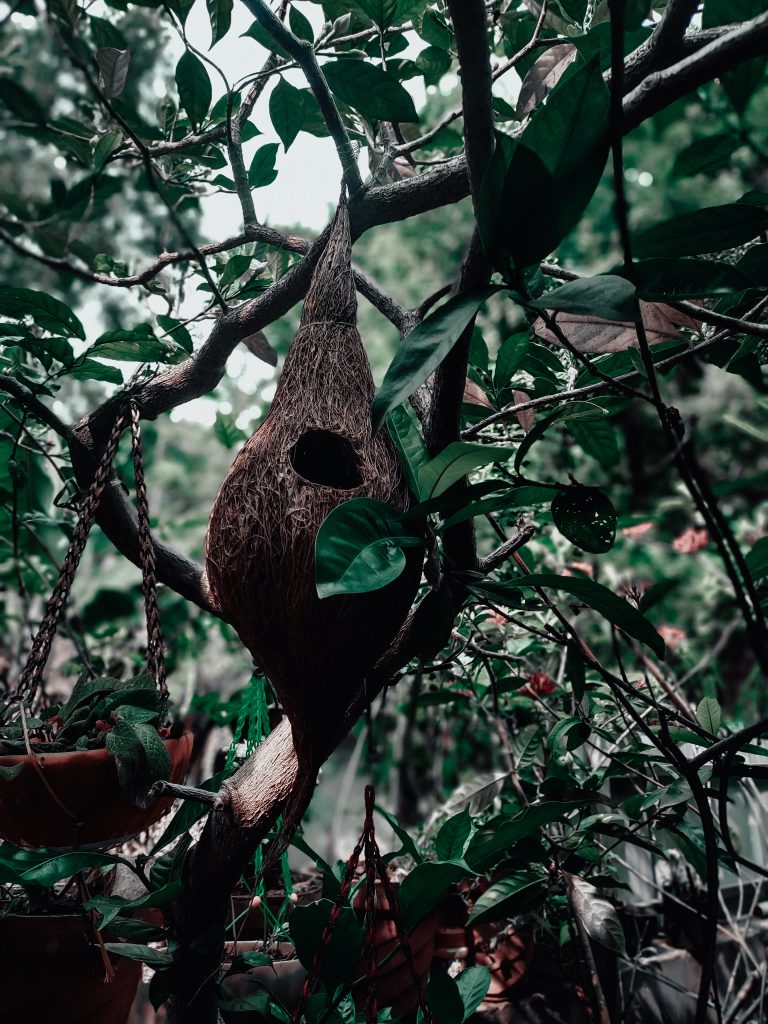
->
[[0, 731, 193, 850], [204, 199, 422, 834], [0, 912, 142, 1024]]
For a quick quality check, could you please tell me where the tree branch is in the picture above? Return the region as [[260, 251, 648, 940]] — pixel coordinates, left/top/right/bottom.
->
[[623, 12, 768, 131]]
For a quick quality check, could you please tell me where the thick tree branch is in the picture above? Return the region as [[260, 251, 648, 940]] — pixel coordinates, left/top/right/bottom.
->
[[623, 12, 768, 131]]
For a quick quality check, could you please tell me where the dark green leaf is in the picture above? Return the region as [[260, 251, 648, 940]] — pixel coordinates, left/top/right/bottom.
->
[[745, 537, 768, 581], [387, 402, 429, 498], [323, 59, 419, 122], [629, 258, 756, 299], [93, 130, 122, 170], [290, 901, 363, 989], [456, 967, 492, 1021], [248, 142, 279, 187], [96, 47, 131, 98], [270, 77, 306, 151], [551, 487, 616, 553], [426, 972, 464, 1024], [103, 942, 171, 969], [399, 861, 471, 931], [418, 442, 512, 499], [372, 288, 499, 432], [439, 484, 552, 530], [671, 133, 736, 180], [499, 55, 609, 266], [0, 287, 85, 339], [635, 203, 768, 259], [288, 3, 314, 40], [531, 275, 636, 320], [206, 0, 233, 45], [514, 401, 606, 472], [466, 872, 547, 923], [435, 807, 472, 861], [241, 19, 291, 58], [696, 696, 722, 735], [175, 51, 212, 128], [567, 416, 620, 469], [315, 497, 423, 599], [495, 331, 530, 388]]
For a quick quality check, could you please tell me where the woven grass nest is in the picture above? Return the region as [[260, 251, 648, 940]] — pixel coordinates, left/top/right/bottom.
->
[[204, 197, 422, 831]]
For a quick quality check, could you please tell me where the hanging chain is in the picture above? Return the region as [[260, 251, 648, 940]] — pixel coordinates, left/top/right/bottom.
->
[[17, 408, 130, 705], [291, 786, 433, 1024], [15, 399, 168, 711], [129, 400, 168, 704]]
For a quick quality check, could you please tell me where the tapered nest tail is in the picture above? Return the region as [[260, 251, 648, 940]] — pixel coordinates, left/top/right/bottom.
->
[[260, 753, 319, 875], [300, 191, 356, 329]]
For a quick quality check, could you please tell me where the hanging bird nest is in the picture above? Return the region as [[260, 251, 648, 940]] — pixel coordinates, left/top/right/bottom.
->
[[204, 196, 422, 825]]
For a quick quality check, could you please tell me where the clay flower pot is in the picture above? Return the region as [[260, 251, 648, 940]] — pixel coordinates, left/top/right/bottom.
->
[[0, 731, 193, 849], [434, 890, 534, 1005], [0, 912, 141, 1024], [352, 884, 438, 1016]]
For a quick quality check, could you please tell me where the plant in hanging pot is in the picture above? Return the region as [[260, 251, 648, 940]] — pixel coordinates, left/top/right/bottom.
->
[[0, 402, 192, 850]]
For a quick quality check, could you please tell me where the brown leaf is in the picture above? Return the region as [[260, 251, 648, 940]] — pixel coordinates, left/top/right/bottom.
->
[[533, 301, 701, 354], [464, 379, 494, 408], [513, 389, 534, 433], [241, 330, 277, 366], [516, 43, 577, 117]]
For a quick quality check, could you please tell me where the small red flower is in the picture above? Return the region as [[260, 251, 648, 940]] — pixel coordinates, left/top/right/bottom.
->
[[672, 527, 708, 554], [519, 672, 556, 697]]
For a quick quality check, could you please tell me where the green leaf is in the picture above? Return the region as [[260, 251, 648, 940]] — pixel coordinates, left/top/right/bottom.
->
[[90, 323, 186, 363], [501, 573, 665, 657], [315, 497, 423, 599], [19, 850, 129, 887], [435, 807, 473, 861], [322, 58, 419, 122], [399, 861, 471, 931], [206, 0, 233, 45], [495, 331, 530, 388], [466, 872, 547, 924], [0, 287, 85, 339], [288, 3, 314, 40], [103, 942, 171, 969], [629, 258, 755, 300], [156, 315, 193, 354], [248, 142, 279, 187], [425, 973, 464, 1024], [514, 401, 605, 472], [68, 358, 124, 384], [565, 873, 625, 954], [696, 696, 722, 735], [241, 19, 291, 58], [567, 416, 620, 469], [635, 203, 768, 259], [531, 275, 636, 320], [499, 55, 609, 267], [745, 537, 768, 581], [387, 403, 429, 498], [551, 487, 616, 553], [464, 802, 584, 872], [372, 288, 499, 432], [270, 77, 306, 151], [417, 442, 512, 500], [702, 0, 765, 113], [456, 967, 492, 1022], [96, 47, 131, 98], [439, 484, 552, 530], [93, 130, 122, 170], [290, 901, 363, 989], [175, 51, 212, 129], [671, 133, 736, 180]]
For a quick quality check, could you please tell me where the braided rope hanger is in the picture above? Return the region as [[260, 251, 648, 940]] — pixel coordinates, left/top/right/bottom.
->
[[292, 785, 433, 1024], [14, 399, 168, 711]]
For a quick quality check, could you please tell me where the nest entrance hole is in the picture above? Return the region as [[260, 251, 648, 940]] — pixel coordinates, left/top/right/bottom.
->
[[290, 430, 364, 490]]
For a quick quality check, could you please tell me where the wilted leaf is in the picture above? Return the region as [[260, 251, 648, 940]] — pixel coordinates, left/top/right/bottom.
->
[[97, 48, 131, 98], [513, 389, 534, 432], [534, 300, 701, 353], [516, 43, 577, 117], [464, 379, 493, 408], [565, 873, 626, 954], [241, 330, 277, 366]]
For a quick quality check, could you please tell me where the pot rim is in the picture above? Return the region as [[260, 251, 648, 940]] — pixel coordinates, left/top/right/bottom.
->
[[0, 729, 192, 767]]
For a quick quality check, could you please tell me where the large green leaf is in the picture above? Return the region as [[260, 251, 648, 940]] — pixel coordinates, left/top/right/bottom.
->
[[530, 275, 636, 320], [290, 901, 363, 990], [387, 402, 429, 497], [456, 967, 492, 1021], [315, 498, 423, 599], [551, 487, 616, 553], [495, 573, 665, 657], [466, 872, 548, 923], [269, 77, 305, 151], [635, 203, 768, 259], [629, 258, 756, 299], [746, 537, 768, 581], [417, 442, 512, 499], [322, 58, 419, 122], [372, 288, 498, 432], [248, 143, 279, 187], [0, 287, 85, 339], [206, 0, 233, 45], [426, 973, 465, 1024], [499, 55, 609, 267], [175, 51, 212, 128], [399, 861, 471, 930]]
